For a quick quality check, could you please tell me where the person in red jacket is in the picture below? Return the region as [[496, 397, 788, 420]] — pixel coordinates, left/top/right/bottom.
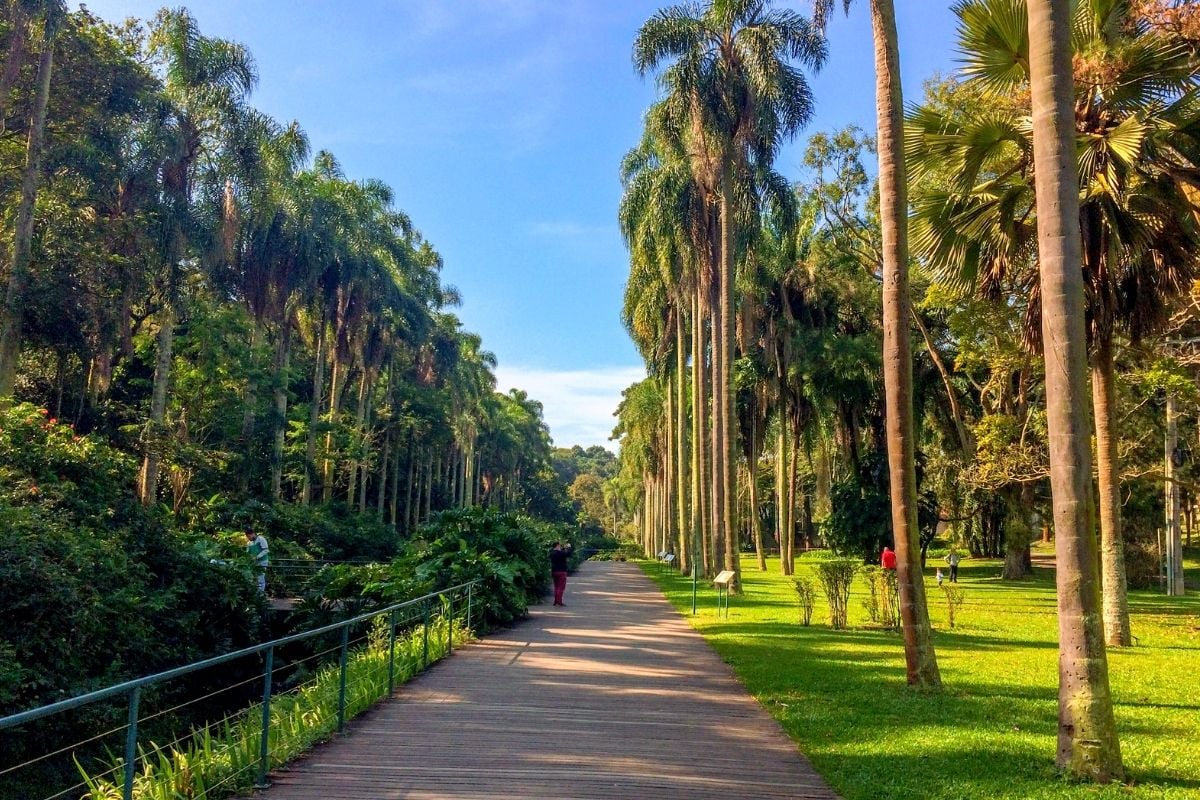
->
[[881, 546, 897, 571], [549, 542, 573, 606]]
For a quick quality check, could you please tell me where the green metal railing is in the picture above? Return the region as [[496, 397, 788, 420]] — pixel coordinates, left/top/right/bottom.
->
[[0, 580, 476, 800]]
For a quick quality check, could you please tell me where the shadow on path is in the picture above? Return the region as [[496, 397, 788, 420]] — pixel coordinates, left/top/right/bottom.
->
[[252, 561, 838, 800]]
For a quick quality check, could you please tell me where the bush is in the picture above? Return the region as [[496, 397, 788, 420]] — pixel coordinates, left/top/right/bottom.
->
[[792, 577, 816, 626], [412, 508, 575, 629], [1124, 539, 1161, 590], [822, 476, 890, 563], [941, 583, 966, 628], [816, 560, 858, 630]]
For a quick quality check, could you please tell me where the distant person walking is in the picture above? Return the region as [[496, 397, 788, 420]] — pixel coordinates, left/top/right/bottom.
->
[[550, 541, 572, 606], [880, 546, 897, 572], [944, 549, 961, 583], [246, 528, 269, 593]]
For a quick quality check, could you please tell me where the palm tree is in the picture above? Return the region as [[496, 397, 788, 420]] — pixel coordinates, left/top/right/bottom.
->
[[813, 0, 941, 688], [1025, 0, 1123, 782], [909, 0, 1200, 647], [0, 0, 65, 400], [634, 0, 825, 588], [138, 8, 256, 505]]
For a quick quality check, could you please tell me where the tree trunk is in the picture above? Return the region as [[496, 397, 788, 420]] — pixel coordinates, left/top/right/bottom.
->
[[872, 0, 940, 688], [139, 305, 174, 505], [389, 434, 401, 526], [1092, 338, 1131, 644], [348, 370, 369, 506], [665, 372, 678, 555], [1003, 485, 1034, 579], [750, 458, 765, 571], [376, 430, 389, 519], [270, 320, 291, 501], [239, 319, 262, 495], [1165, 394, 1185, 596], [676, 312, 691, 572], [776, 421, 793, 575], [404, 436, 416, 532], [1027, 0, 1123, 780], [718, 167, 741, 588], [302, 322, 325, 505], [0, 39, 53, 399], [693, 289, 711, 576], [787, 421, 800, 568]]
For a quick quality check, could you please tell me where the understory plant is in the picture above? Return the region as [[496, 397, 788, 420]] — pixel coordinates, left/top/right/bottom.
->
[[793, 577, 816, 626], [816, 560, 858, 630]]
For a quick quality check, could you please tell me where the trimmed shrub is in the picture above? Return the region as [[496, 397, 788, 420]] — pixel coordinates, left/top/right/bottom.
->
[[816, 560, 858, 630], [792, 577, 816, 626]]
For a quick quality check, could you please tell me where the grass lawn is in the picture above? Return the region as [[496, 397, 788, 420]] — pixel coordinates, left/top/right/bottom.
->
[[639, 546, 1200, 800]]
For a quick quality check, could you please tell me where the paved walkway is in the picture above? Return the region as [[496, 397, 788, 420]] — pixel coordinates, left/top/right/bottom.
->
[[256, 560, 838, 800]]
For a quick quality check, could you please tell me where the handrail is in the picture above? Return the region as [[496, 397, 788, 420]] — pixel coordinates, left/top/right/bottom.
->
[[0, 579, 477, 732]]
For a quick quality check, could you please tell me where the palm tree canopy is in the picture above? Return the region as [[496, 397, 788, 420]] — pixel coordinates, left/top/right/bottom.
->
[[909, 0, 1200, 344]]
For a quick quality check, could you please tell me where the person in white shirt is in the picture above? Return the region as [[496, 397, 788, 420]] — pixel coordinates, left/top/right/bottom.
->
[[245, 529, 269, 593]]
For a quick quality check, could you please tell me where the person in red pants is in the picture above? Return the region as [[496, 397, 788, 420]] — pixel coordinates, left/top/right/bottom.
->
[[550, 542, 572, 606]]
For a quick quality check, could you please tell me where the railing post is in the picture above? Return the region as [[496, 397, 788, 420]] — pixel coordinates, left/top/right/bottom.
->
[[257, 646, 274, 788], [422, 600, 430, 669], [466, 583, 473, 634], [386, 609, 398, 695], [446, 593, 454, 656], [337, 625, 350, 733], [122, 686, 141, 800]]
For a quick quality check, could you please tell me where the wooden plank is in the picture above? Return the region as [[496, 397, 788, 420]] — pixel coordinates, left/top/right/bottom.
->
[[247, 561, 839, 800]]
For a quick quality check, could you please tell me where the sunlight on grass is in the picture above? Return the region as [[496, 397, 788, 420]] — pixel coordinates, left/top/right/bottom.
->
[[641, 551, 1200, 800]]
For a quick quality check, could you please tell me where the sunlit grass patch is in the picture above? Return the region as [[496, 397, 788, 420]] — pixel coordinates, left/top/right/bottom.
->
[[642, 550, 1200, 800]]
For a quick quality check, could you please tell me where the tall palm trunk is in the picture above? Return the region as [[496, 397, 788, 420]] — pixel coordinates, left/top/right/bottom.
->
[[376, 430, 389, 518], [239, 319, 262, 495], [270, 320, 291, 501], [422, 458, 432, 522], [302, 320, 325, 505], [709, 288, 724, 575], [1091, 337, 1131, 645], [692, 288, 711, 575], [0, 38, 54, 399], [388, 435, 401, 526], [665, 371, 678, 556], [321, 351, 345, 503], [403, 435, 415, 532], [676, 311, 691, 571], [139, 304, 174, 504], [747, 413, 765, 571], [1165, 395, 1185, 595], [777, 421, 795, 575], [871, 0, 940, 688], [1027, 0, 1123, 780], [348, 369, 369, 506], [718, 167, 740, 586]]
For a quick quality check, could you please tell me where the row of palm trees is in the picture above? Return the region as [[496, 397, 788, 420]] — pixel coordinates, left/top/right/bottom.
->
[[617, 0, 1200, 782], [0, 6, 559, 527]]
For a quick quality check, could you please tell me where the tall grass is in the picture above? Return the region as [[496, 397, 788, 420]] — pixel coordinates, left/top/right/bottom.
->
[[79, 614, 469, 799]]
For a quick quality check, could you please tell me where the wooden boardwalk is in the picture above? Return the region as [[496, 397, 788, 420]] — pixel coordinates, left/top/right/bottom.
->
[[254, 560, 838, 800]]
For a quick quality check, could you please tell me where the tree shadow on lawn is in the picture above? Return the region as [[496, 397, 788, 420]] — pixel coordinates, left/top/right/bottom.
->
[[699, 628, 1172, 764], [651, 568, 1195, 795], [708, 620, 1059, 652], [807, 746, 1200, 800]]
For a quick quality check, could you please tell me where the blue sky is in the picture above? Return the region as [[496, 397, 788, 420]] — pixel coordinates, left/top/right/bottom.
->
[[82, 1, 964, 449]]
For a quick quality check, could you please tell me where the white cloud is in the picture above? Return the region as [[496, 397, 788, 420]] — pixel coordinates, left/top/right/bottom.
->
[[494, 364, 644, 451], [529, 221, 617, 239]]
